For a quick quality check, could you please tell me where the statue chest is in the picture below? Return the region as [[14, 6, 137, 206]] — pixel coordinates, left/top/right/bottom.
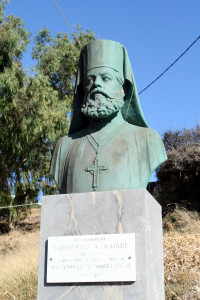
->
[[63, 134, 150, 194]]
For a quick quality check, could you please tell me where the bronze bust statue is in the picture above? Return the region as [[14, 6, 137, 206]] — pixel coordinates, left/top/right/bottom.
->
[[50, 40, 167, 194]]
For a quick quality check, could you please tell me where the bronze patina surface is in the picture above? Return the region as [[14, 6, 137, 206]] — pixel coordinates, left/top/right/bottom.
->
[[50, 40, 167, 193]]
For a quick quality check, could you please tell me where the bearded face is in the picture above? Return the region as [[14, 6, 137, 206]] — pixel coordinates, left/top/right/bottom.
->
[[81, 67, 125, 119]]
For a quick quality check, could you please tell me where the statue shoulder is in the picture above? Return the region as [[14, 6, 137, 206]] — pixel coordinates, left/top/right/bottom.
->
[[50, 135, 73, 187], [125, 123, 167, 168], [50, 128, 87, 188], [144, 127, 167, 167], [125, 123, 160, 138], [145, 127, 166, 147], [126, 123, 164, 145], [53, 135, 73, 158], [51, 128, 86, 163]]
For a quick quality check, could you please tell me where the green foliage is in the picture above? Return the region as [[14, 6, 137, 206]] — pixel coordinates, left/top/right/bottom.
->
[[32, 25, 95, 113], [0, 4, 95, 230], [0, 13, 30, 71], [0, 0, 9, 23], [156, 124, 200, 213]]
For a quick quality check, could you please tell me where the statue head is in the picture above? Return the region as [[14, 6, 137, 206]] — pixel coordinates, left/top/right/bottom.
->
[[69, 40, 149, 134], [81, 67, 125, 118]]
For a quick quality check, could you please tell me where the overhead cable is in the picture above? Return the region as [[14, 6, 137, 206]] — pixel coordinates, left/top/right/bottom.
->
[[50, 3, 199, 96], [138, 35, 200, 95], [52, 0, 82, 48], [0, 203, 41, 209]]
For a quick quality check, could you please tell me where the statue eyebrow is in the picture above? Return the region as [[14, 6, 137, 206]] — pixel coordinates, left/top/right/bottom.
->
[[86, 71, 113, 78], [100, 72, 111, 75], [100, 72, 113, 77]]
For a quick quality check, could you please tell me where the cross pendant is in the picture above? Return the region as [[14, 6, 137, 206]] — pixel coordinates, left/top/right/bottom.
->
[[85, 157, 108, 190]]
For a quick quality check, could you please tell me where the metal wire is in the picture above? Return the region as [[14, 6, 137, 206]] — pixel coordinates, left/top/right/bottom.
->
[[52, 0, 82, 48], [0, 203, 41, 209], [138, 35, 200, 95]]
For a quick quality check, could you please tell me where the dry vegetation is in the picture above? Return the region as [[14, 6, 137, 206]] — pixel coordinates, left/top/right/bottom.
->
[[0, 209, 40, 300], [0, 208, 200, 300], [163, 209, 200, 299]]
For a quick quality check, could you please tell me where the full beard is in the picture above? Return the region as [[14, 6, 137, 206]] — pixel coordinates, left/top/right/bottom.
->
[[81, 90, 124, 119]]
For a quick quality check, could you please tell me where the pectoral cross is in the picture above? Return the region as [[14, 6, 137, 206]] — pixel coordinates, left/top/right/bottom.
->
[[85, 158, 108, 190]]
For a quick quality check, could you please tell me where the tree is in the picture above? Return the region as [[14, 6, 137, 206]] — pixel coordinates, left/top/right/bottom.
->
[[31, 26, 95, 194], [155, 124, 200, 213], [32, 26, 94, 111], [0, 1, 95, 230]]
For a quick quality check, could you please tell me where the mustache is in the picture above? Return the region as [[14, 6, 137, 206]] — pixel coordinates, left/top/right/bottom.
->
[[88, 87, 114, 99], [81, 93, 124, 119]]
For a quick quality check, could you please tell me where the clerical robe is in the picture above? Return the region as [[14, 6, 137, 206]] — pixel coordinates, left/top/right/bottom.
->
[[50, 123, 167, 194]]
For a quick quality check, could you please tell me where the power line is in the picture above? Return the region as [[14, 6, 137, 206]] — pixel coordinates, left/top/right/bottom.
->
[[0, 203, 41, 209], [52, 0, 82, 48], [50, 3, 200, 95], [138, 35, 200, 95]]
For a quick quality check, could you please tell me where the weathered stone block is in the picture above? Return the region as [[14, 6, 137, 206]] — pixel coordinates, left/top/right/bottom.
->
[[38, 189, 164, 300]]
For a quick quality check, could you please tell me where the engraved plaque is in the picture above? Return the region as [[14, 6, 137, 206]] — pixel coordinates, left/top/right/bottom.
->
[[47, 233, 136, 283]]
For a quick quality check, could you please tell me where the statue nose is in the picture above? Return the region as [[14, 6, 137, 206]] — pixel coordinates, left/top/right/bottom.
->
[[93, 76, 102, 87]]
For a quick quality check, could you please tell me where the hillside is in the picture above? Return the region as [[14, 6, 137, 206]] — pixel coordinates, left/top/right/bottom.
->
[[0, 208, 200, 300]]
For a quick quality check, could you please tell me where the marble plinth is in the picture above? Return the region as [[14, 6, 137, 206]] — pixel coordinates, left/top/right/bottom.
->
[[37, 189, 165, 300]]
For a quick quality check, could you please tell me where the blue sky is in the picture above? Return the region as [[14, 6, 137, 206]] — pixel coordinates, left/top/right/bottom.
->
[[5, 0, 200, 135]]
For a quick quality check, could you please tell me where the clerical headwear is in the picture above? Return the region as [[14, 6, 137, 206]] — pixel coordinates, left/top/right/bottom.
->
[[69, 39, 149, 134], [82, 40, 124, 76]]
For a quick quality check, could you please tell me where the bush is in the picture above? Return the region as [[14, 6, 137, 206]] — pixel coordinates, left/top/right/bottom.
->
[[155, 124, 200, 213]]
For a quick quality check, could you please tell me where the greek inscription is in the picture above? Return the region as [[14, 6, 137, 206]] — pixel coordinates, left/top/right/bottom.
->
[[47, 234, 136, 283]]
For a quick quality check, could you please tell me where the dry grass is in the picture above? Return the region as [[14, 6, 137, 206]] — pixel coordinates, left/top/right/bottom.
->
[[164, 232, 200, 299], [0, 209, 40, 300], [163, 208, 200, 233], [163, 209, 200, 300], [0, 208, 200, 299]]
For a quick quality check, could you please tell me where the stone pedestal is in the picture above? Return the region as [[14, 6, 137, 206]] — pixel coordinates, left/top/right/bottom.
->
[[37, 189, 165, 300]]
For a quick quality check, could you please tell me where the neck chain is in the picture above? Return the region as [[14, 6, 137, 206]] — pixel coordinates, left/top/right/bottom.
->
[[85, 121, 126, 191]]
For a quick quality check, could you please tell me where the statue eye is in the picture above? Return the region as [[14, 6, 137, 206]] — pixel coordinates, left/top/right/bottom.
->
[[102, 76, 111, 82]]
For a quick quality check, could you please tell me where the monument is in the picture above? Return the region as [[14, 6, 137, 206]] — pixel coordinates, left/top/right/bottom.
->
[[50, 40, 166, 193], [38, 40, 167, 299]]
